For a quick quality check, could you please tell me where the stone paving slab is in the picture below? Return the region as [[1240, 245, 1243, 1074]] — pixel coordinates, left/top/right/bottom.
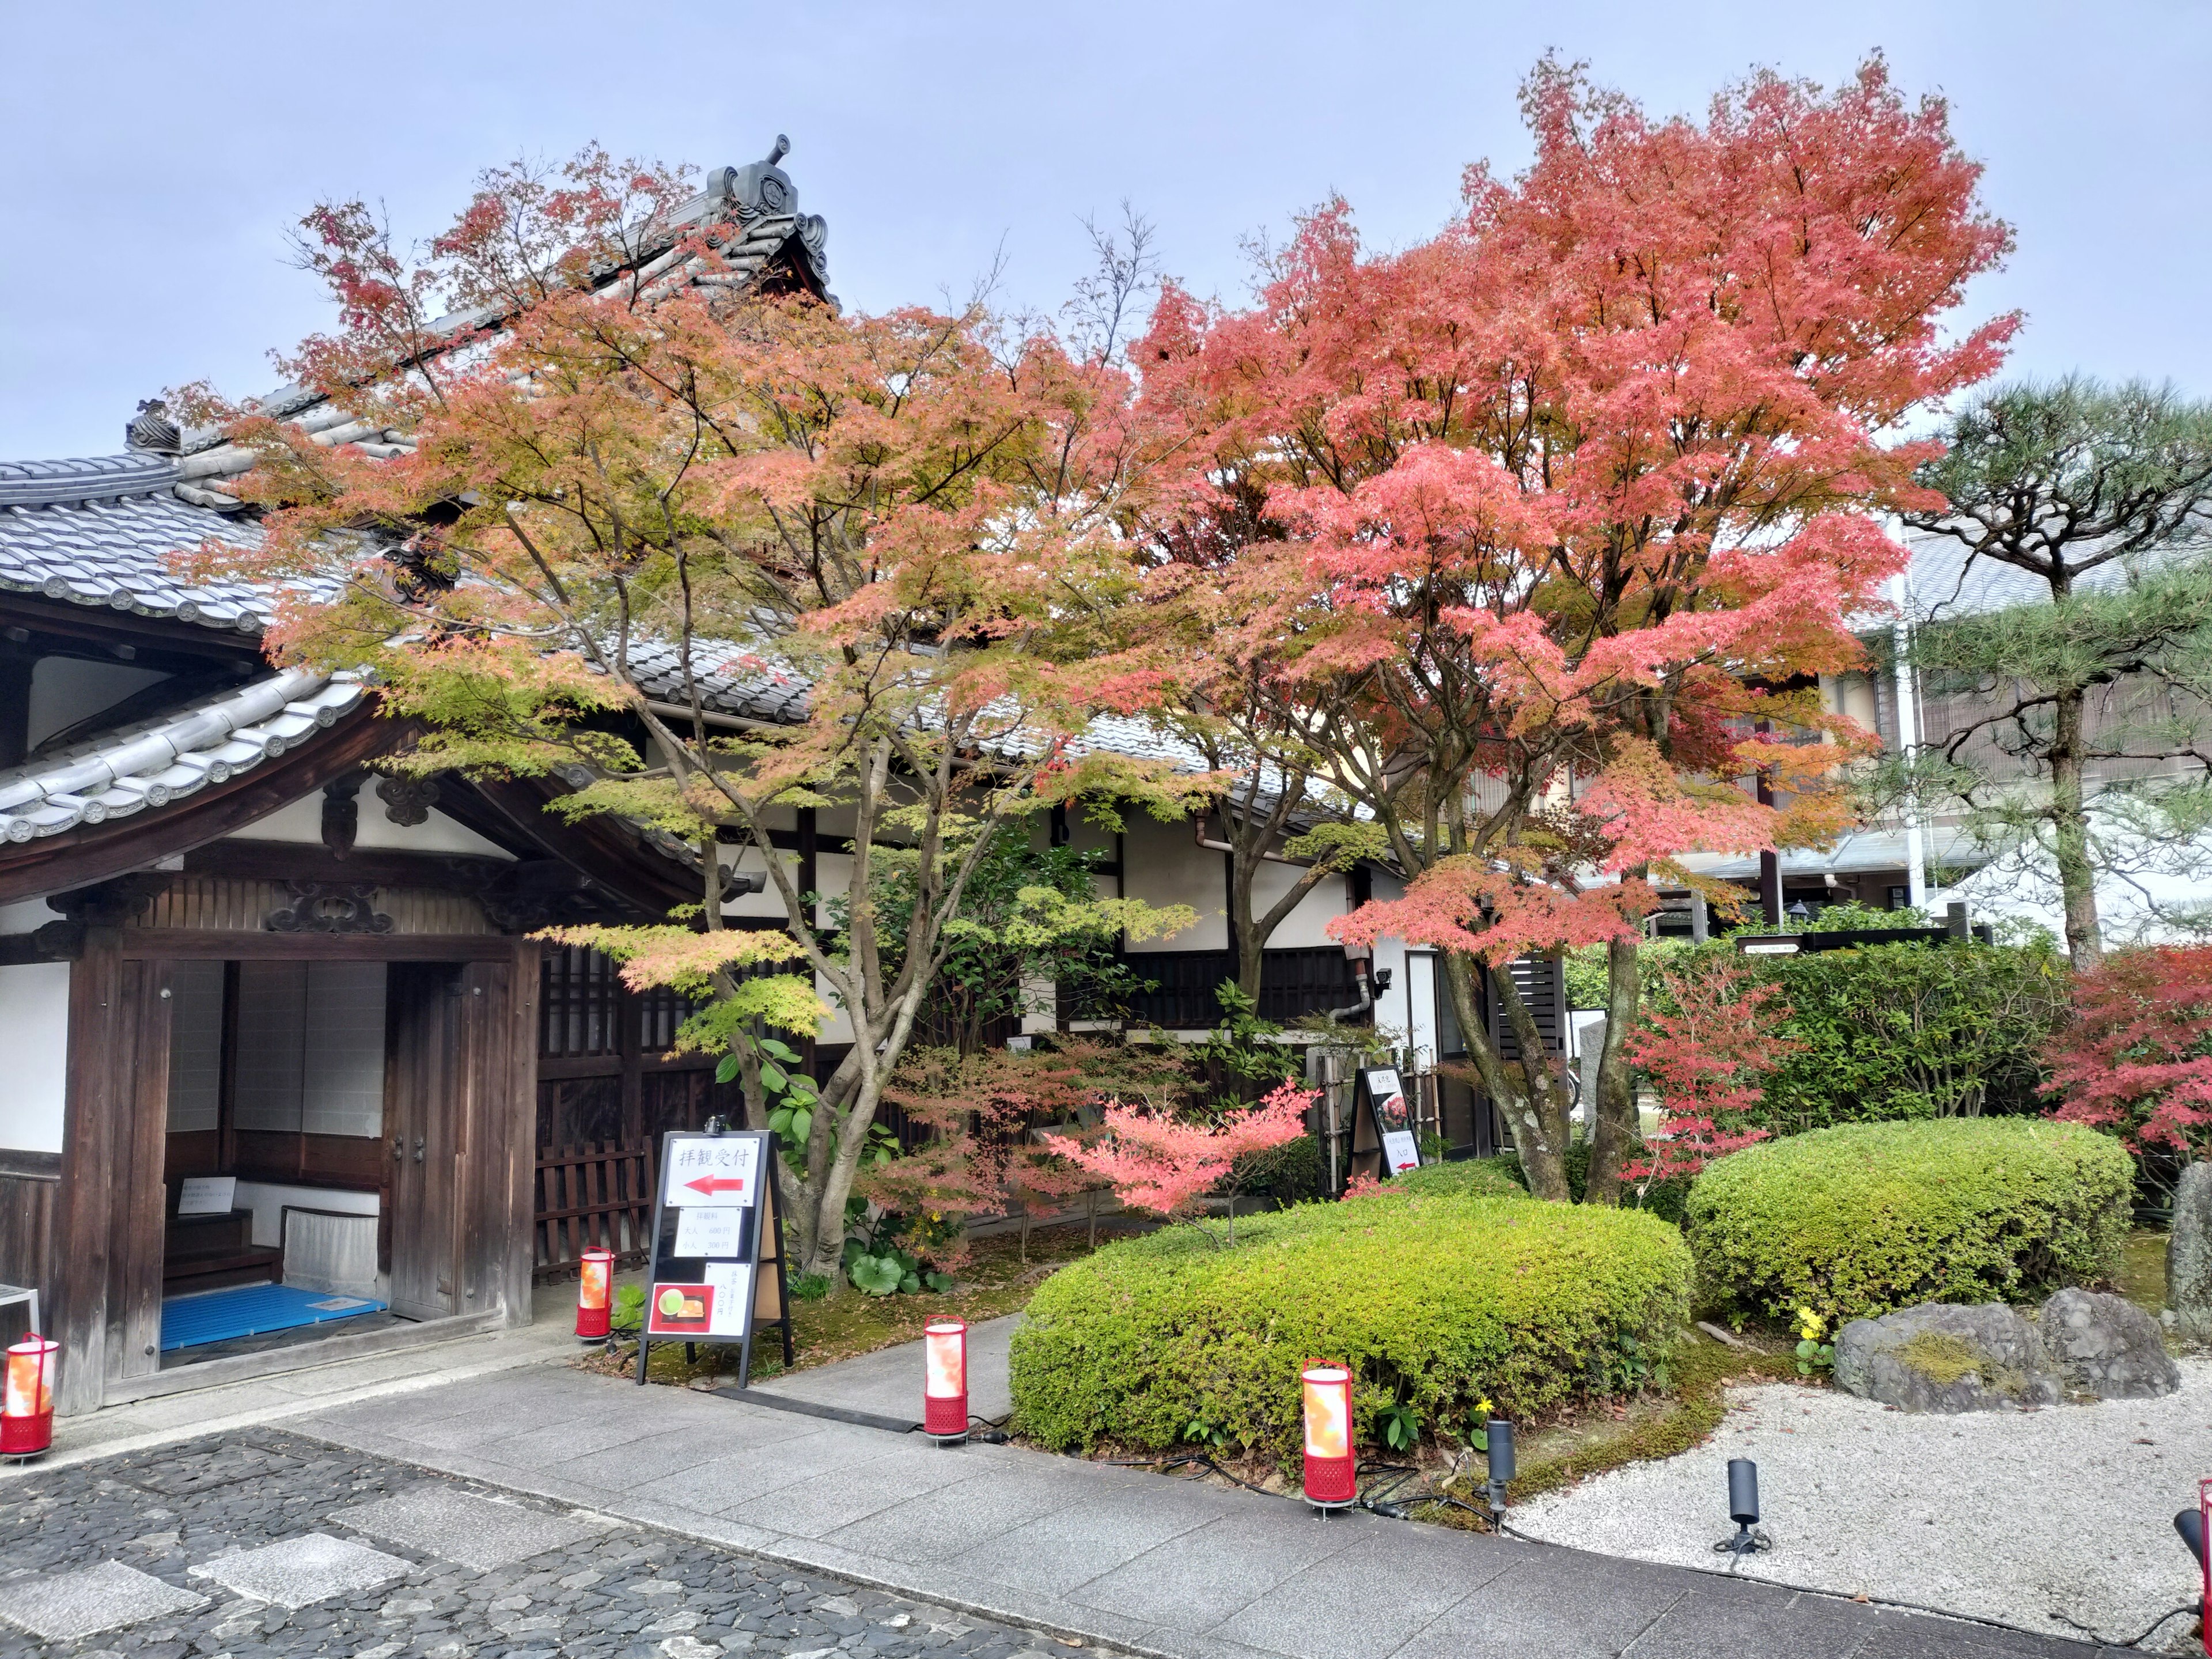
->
[[189, 1530, 414, 1607], [0, 1558, 206, 1641], [289, 1361, 2125, 1659], [331, 1484, 612, 1569], [0, 1426, 1092, 1659], [751, 1312, 1020, 1424]]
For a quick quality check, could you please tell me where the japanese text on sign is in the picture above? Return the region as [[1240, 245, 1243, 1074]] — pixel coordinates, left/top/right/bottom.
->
[[664, 1137, 760, 1207]]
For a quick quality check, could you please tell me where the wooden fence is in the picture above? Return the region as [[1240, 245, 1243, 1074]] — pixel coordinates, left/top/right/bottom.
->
[[534, 1139, 657, 1279]]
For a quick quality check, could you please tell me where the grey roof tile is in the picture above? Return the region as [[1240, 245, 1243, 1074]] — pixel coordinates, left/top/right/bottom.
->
[[0, 469, 269, 632], [0, 668, 367, 843]]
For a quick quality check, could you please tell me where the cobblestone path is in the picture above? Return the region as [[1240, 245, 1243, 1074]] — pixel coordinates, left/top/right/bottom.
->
[[0, 1428, 1084, 1659]]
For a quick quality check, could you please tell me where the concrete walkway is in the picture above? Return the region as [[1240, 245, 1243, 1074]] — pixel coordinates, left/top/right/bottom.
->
[[748, 1313, 1020, 1427], [288, 1342, 2113, 1659], [1, 1283, 582, 1478]]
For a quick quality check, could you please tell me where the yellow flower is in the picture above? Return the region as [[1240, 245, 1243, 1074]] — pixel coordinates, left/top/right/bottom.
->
[[1475, 1397, 1494, 1417]]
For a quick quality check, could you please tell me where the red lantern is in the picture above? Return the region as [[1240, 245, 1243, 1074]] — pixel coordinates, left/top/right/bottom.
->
[[2199, 1477, 2211, 1658], [2, 1336, 57, 1459], [575, 1248, 614, 1341], [1301, 1363, 1355, 1510], [923, 1318, 967, 1442]]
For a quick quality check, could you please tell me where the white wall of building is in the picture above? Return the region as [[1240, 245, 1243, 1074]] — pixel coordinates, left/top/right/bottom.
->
[[26, 657, 173, 751], [0, 962, 71, 1153], [1249, 862, 1354, 949], [236, 795, 513, 858], [0, 897, 59, 935], [1121, 816, 1226, 951]]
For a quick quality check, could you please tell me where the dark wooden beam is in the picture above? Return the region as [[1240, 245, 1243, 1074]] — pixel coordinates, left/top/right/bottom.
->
[[0, 594, 266, 668], [118, 930, 521, 961]]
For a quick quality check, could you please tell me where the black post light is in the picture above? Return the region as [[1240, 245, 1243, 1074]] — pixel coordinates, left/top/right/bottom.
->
[[1483, 1419, 1515, 1517], [1714, 1457, 1772, 1556]]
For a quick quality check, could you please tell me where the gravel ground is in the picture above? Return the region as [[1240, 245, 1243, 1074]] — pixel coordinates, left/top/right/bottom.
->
[[1513, 1357, 2212, 1652], [0, 1427, 1080, 1659]]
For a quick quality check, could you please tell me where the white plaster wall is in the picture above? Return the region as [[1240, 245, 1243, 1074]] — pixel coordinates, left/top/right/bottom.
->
[[717, 844, 797, 921], [26, 658, 173, 750], [0, 897, 59, 936], [230, 1180, 380, 1250], [1120, 816, 1226, 951], [0, 963, 71, 1153], [1250, 862, 1353, 949], [235, 796, 513, 858]]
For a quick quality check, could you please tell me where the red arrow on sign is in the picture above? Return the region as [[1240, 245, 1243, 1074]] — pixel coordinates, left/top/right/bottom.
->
[[684, 1175, 749, 1196]]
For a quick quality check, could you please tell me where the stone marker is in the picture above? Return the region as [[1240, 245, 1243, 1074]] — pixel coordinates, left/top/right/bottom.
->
[[2039, 1286, 2180, 1398], [1833, 1302, 2061, 1412], [2170, 1161, 2212, 1341], [0, 1560, 206, 1642]]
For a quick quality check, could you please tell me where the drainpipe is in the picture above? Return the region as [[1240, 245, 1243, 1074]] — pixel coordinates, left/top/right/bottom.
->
[[1888, 563, 1927, 911]]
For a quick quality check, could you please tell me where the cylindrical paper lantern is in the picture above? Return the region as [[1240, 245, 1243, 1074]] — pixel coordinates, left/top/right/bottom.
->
[[575, 1248, 614, 1341], [1301, 1363, 1354, 1510], [2, 1336, 58, 1459], [923, 1318, 968, 1441]]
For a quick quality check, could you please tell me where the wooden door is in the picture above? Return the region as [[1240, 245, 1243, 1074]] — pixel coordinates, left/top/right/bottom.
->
[[385, 964, 461, 1321], [104, 958, 173, 1387]]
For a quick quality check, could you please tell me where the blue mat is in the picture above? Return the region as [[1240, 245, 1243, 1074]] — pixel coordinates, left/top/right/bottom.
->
[[160, 1282, 388, 1353]]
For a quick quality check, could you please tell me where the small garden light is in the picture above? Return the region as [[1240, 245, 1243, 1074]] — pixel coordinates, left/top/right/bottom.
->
[[1483, 1418, 1516, 1516], [575, 1247, 614, 1343], [2, 1335, 58, 1460], [1714, 1457, 1771, 1556], [1301, 1363, 1355, 1513], [923, 1317, 968, 1444]]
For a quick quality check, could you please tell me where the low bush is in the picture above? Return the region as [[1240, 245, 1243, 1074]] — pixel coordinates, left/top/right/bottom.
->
[[1684, 1118, 2131, 1325], [1010, 1195, 1691, 1456], [1378, 1159, 1529, 1200]]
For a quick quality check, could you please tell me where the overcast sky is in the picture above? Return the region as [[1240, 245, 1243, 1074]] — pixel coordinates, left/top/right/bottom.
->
[[5, 2, 2207, 459]]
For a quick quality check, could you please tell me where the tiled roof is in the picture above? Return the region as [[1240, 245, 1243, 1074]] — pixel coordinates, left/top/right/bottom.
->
[[161, 145, 836, 509], [0, 459, 269, 633], [1901, 522, 2212, 622], [0, 668, 368, 843]]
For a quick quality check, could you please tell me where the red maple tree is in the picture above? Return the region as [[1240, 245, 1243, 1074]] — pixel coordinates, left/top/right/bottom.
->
[[1139, 55, 2013, 1202], [2043, 945, 2212, 1160], [1042, 1081, 1313, 1244], [1623, 959, 1797, 1187]]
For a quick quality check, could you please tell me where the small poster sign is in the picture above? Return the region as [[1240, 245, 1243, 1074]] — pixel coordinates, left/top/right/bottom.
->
[[1359, 1066, 1421, 1175], [636, 1130, 791, 1388], [176, 1175, 237, 1217]]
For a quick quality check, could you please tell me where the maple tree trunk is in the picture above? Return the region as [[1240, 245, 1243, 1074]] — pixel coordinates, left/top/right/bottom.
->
[[2051, 685, 2104, 969], [1581, 934, 1643, 1207], [1442, 954, 1570, 1201], [1491, 963, 1575, 1201]]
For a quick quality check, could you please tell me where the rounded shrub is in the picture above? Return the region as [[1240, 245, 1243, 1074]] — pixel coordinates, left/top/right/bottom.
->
[[1384, 1160, 1529, 1200], [1010, 1196, 1691, 1456], [1684, 1118, 2132, 1325]]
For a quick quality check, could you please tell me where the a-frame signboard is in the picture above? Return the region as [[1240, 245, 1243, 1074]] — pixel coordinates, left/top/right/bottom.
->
[[635, 1128, 794, 1388]]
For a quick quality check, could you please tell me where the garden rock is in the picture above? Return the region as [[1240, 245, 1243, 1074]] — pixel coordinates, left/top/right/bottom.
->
[[2038, 1287, 2179, 1398], [1832, 1301, 2061, 1412], [2169, 1162, 2212, 1342]]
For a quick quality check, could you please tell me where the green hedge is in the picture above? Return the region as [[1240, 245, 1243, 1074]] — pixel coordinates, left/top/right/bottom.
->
[[1010, 1196, 1691, 1456], [1685, 1118, 2131, 1325], [1656, 939, 2068, 1130]]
